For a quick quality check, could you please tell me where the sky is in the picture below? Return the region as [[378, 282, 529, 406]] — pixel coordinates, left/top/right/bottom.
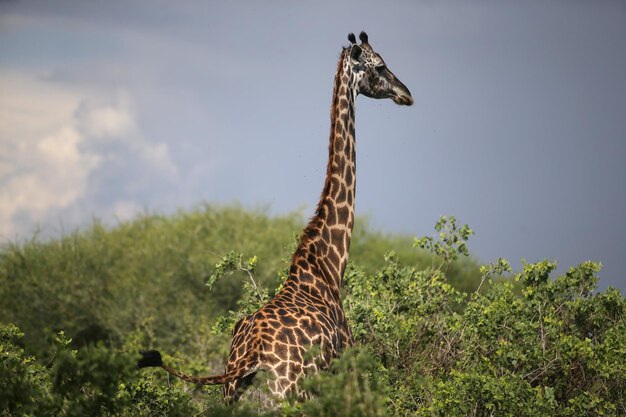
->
[[1, 1, 625, 291]]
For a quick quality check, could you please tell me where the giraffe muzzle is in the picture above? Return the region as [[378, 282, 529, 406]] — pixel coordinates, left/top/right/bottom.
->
[[391, 79, 413, 106], [393, 93, 414, 106]]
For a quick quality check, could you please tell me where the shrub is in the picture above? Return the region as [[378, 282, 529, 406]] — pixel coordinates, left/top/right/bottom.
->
[[1, 209, 624, 416]]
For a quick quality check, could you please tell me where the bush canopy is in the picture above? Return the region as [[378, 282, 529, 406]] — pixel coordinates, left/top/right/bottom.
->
[[1, 206, 623, 416]]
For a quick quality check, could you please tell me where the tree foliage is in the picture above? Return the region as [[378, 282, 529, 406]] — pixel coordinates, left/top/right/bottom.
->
[[0, 206, 624, 416]]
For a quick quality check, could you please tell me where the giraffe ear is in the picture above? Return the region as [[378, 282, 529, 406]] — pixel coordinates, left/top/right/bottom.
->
[[350, 45, 362, 62]]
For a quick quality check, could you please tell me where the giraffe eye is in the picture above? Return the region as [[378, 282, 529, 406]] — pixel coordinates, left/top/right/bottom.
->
[[376, 65, 387, 74]]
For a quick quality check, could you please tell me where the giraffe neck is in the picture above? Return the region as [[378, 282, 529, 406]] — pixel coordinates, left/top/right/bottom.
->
[[292, 50, 356, 299]]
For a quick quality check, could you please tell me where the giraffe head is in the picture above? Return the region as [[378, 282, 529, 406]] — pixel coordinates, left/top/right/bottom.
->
[[346, 31, 413, 106]]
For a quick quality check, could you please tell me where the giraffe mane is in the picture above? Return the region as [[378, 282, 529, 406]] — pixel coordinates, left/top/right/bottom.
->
[[295, 48, 349, 259]]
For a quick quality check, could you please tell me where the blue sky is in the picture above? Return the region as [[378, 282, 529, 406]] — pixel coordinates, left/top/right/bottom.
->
[[1, 1, 625, 290]]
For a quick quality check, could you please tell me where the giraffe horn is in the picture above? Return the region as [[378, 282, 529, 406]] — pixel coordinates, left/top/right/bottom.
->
[[348, 33, 356, 44], [359, 31, 369, 44]]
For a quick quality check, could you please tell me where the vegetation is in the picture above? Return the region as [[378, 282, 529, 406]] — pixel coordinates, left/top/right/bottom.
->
[[1, 206, 624, 416]]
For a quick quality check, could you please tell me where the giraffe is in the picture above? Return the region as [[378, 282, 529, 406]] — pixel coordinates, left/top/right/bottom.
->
[[138, 31, 413, 403]]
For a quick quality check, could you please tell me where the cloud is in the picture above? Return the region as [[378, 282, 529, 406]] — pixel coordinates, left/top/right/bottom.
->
[[0, 72, 93, 237], [111, 200, 144, 222], [79, 102, 134, 139], [0, 71, 177, 238], [75, 92, 177, 178]]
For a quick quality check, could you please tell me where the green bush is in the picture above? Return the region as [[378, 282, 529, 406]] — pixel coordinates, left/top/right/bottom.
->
[[297, 348, 389, 417], [0, 324, 52, 416], [0, 206, 467, 359], [0, 326, 136, 416], [0, 207, 624, 416]]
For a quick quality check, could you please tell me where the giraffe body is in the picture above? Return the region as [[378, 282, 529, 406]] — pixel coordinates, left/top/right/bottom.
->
[[139, 31, 412, 403]]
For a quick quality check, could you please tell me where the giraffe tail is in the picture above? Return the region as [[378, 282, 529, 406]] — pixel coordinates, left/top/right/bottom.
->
[[138, 350, 164, 368], [138, 350, 256, 385]]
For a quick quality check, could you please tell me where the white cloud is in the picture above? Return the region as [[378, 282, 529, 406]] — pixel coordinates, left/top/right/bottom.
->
[[0, 72, 94, 237], [111, 200, 143, 222], [80, 103, 134, 139], [75, 91, 178, 176], [0, 71, 177, 238], [0, 125, 101, 232]]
